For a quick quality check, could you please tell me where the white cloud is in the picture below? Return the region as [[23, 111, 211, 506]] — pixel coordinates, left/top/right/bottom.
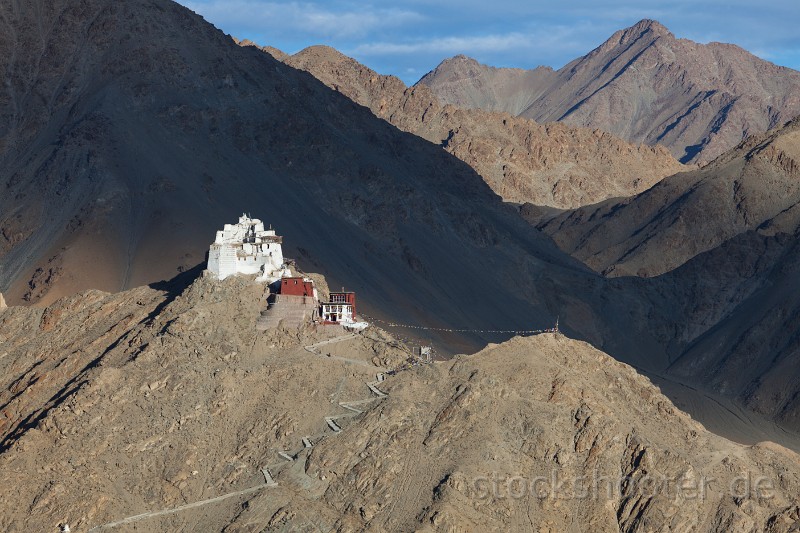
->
[[182, 0, 423, 39], [351, 23, 595, 59], [352, 33, 534, 56]]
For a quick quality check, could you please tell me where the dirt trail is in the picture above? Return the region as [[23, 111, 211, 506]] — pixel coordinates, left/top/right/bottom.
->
[[87, 483, 276, 532], [86, 333, 392, 531]]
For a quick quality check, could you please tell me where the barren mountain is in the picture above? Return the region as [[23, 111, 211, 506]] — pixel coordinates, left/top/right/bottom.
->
[[420, 19, 800, 164], [0, 0, 697, 364], [273, 44, 685, 208], [529, 116, 800, 278], [5, 3, 800, 527], [523, 117, 800, 428], [2, 276, 799, 532]]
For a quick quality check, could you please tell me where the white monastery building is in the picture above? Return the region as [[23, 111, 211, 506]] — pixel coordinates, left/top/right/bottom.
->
[[208, 213, 369, 332], [207, 214, 290, 282]]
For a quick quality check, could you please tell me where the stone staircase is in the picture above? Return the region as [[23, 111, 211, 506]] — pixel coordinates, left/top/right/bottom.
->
[[256, 294, 318, 330]]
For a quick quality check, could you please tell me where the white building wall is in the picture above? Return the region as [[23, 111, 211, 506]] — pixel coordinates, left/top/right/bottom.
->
[[208, 244, 239, 280], [207, 214, 287, 282], [208, 248, 220, 275], [322, 304, 354, 324]]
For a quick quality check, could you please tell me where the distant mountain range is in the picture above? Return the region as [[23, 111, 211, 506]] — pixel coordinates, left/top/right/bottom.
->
[[420, 19, 800, 165], [257, 43, 685, 209]]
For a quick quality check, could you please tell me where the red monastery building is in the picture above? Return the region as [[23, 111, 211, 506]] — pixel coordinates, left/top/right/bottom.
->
[[280, 277, 316, 298]]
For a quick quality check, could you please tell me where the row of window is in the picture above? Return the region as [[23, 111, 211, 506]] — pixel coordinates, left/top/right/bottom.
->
[[323, 304, 351, 313]]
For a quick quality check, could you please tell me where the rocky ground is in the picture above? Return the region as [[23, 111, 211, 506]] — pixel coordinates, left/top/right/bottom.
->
[[0, 271, 412, 532], [1, 274, 799, 532]]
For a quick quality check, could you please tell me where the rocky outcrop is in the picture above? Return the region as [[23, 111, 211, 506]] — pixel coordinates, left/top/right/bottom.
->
[[277, 45, 685, 208], [0, 273, 404, 531], [420, 19, 800, 165], [333, 334, 799, 533]]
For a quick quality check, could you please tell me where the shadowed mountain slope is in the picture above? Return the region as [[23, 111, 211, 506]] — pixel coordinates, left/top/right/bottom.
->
[[0, 0, 654, 359], [420, 20, 800, 165], [530, 116, 800, 278], [525, 117, 800, 427]]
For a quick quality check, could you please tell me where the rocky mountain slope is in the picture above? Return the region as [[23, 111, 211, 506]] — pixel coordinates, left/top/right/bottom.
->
[[523, 116, 800, 429], [420, 19, 800, 164], [268, 44, 685, 209], [2, 277, 799, 532], [529, 116, 800, 278], [0, 0, 695, 364]]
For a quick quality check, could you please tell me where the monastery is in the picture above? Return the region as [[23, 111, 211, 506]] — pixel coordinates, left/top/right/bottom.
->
[[207, 214, 368, 331], [207, 214, 289, 283]]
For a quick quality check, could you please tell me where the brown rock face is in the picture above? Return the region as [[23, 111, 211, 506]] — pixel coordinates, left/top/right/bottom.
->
[[297, 335, 800, 532], [420, 19, 800, 165], [278, 45, 685, 209]]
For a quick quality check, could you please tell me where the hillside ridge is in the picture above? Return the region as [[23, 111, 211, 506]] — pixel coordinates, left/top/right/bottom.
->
[[271, 43, 686, 209]]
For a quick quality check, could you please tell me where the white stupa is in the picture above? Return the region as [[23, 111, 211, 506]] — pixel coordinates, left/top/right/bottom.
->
[[207, 214, 290, 282]]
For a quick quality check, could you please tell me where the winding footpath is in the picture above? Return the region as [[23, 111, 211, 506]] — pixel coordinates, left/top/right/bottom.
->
[[87, 333, 389, 532]]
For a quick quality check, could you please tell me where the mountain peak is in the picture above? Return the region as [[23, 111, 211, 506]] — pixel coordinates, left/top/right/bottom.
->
[[418, 54, 484, 84], [442, 54, 480, 66], [604, 18, 674, 49], [293, 45, 351, 64], [631, 19, 672, 35]]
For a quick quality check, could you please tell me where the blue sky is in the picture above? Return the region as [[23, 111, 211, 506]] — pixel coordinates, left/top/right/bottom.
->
[[178, 0, 800, 84]]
